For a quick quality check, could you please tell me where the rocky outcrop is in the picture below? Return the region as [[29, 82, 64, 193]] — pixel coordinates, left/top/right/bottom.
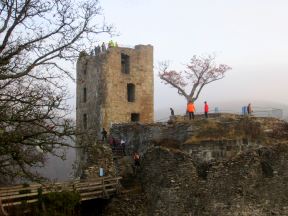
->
[[103, 192, 148, 216], [140, 146, 198, 216], [139, 143, 288, 216], [110, 115, 277, 162], [81, 142, 116, 179], [102, 116, 288, 215], [202, 143, 288, 215]]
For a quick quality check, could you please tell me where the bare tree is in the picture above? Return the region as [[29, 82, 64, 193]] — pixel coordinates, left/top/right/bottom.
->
[[159, 55, 231, 103], [0, 0, 112, 183]]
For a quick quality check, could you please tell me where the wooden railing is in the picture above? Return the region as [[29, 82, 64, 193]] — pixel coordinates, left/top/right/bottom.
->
[[0, 176, 121, 214]]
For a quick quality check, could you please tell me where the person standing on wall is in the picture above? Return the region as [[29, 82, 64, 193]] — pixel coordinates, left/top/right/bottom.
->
[[247, 103, 252, 115], [101, 42, 106, 52], [132, 151, 141, 175], [170, 108, 175, 116], [204, 101, 209, 118], [187, 101, 195, 120], [120, 138, 126, 155], [133, 152, 140, 167], [101, 128, 107, 142]]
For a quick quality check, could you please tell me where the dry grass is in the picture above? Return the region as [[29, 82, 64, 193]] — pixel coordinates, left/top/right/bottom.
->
[[184, 116, 264, 145]]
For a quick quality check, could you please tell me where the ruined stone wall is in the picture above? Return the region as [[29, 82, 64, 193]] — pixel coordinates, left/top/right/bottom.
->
[[110, 116, 266, 161], [76, 53, 107, 173], [102, 116, 288, 215], [104, 143, 288, 216], [183, 138, 260, 162], [110, 122, 192, 155], [140, 147, 198, 216], [138, 144, 288, 216], [104, 116, 288, 215], [76, 54, 106, 138]]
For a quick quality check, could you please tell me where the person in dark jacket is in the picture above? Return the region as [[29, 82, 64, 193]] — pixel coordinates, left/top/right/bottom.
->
[[101, 128, 107, 141], [170, 108, 175, 116], [101, 42, 106, 52], [247, 103, 252, 115], [133, 152, 140, 167]]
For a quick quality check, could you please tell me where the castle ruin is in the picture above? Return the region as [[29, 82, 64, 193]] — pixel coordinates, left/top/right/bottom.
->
[[76, 44, 154, 142]]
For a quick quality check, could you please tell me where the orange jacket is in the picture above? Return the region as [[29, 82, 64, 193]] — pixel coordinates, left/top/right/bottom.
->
[[187, 102, 195, 112], [204, 103, 209, 112]]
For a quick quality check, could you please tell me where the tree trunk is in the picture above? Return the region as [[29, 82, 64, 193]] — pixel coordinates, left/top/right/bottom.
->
[[186, 96, 195, 103]]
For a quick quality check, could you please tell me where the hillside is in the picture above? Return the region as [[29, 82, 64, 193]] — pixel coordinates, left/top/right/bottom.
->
[[101, 114, 288, 215]]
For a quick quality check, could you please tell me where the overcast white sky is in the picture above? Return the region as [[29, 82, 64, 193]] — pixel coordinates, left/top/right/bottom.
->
[[72, 0, 288, 115]]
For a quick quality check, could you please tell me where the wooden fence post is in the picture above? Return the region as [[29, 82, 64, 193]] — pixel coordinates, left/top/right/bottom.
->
[[0, 198, 8, 216]]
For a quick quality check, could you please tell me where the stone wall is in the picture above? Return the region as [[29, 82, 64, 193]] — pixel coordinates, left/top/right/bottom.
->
[[76, 53, 106, 139], [76, 54, 106, 171], [103, 143, 288, 215], [140, 146, 198, 216], [138, 144, 288, 216], [110, 122, 192, 155], [183, 138, 260, 162], [110, 115, 266, 162], [103, 116, 288, 215]]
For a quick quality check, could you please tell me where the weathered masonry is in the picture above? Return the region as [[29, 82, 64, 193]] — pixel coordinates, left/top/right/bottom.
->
[[76, 44, 154, 140]]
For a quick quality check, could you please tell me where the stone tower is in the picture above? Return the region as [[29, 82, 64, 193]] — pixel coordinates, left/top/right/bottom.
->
[[76, 44, 154, 141]]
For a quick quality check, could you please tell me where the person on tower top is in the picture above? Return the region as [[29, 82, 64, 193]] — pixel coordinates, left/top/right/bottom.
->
[[101, 42, 106, 52], [108, 40, 114, 48]]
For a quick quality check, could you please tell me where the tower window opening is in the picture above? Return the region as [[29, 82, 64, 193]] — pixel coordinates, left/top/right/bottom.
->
[[127, 83, 135, 102], [83, 114, 87, 129], [121, 53, 130, 74], [83, 62, 88, 75], [83, 87, 87, 103], [131, 113, 140, 122]]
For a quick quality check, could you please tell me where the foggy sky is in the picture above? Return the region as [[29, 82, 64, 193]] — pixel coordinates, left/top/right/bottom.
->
[[60, 0, 288, 180], [70, 0, 288, 116]]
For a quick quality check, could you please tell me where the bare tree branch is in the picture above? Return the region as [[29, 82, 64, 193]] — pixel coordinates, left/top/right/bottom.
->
[[159, 55, 231, 103], [0, 0, 113, 183]]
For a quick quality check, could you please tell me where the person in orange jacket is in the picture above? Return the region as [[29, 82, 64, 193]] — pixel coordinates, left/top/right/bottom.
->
[[204, 101, 209, 118], [187, 101, 195, 120]]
